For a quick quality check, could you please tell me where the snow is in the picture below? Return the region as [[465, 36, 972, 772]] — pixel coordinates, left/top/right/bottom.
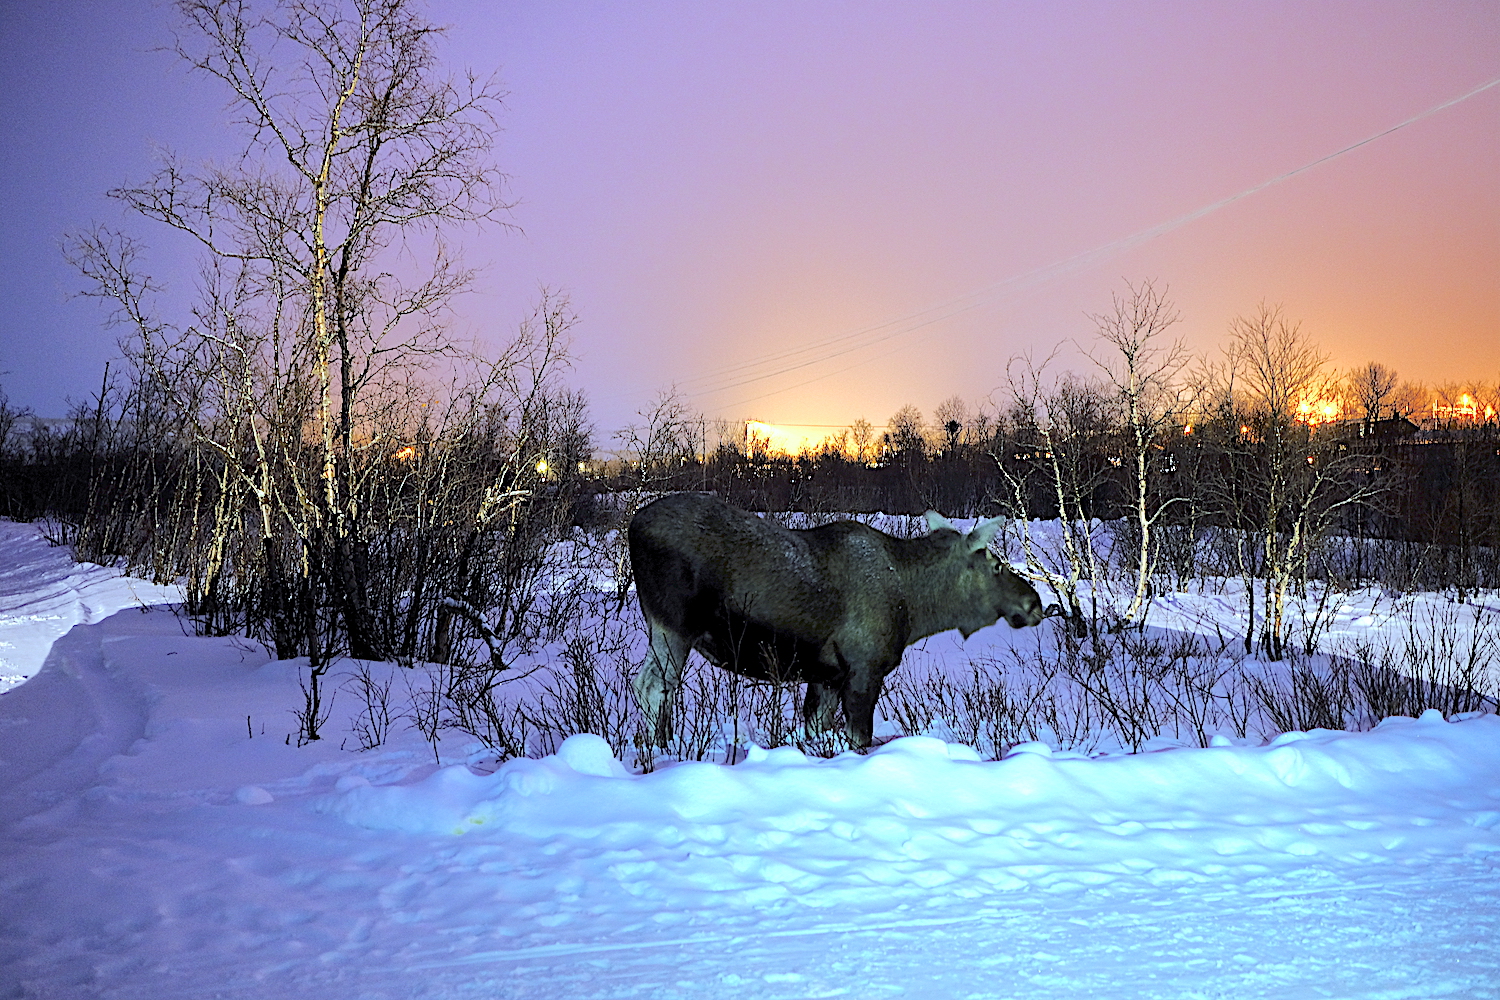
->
[[0, 519, 182, 693], [2, 518, 1499, 997]]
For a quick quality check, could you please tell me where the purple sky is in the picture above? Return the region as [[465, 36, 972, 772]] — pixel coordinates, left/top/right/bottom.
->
[[2, 1, 1496, 439]]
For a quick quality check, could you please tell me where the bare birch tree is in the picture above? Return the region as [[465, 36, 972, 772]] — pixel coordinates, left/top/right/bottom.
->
[[86, 0, 499, 626], [1086, 279, 1189, 625], [1221, 305, 1377, 659], [994, 355, 1110, 635], [66, 0, 530, 741]]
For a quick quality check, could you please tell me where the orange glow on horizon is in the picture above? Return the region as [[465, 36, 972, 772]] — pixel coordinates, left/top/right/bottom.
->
[[745, 420, 825, 456]]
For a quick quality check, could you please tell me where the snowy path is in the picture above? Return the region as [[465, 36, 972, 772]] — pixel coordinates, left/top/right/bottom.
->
[[1, 521, 1499, 998], [0, 520, 181, 693]]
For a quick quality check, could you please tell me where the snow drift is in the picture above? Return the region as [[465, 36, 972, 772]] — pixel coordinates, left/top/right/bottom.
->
[[323, 719, 1500, 903]]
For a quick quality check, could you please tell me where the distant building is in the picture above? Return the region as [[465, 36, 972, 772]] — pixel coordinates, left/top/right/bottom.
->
[[1355, 416, 1419, 440]]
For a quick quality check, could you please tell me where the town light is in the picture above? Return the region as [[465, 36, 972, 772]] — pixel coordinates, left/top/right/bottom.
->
[[1295, 398, 1341, 425]]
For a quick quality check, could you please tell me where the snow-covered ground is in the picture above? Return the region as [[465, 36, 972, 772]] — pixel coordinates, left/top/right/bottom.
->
[[2, 518, 1499, 998], [0, 520, 181, 693]]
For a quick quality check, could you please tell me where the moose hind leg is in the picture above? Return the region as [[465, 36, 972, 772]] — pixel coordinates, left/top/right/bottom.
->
[[634, 619, 690, 747]]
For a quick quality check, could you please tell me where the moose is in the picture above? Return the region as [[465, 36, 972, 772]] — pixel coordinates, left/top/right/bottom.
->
[[628, 492, 1047, 749]]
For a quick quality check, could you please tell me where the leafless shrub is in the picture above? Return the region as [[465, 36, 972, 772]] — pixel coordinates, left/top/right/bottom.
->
[[441, 659, 534, 761], [739, 676, 797, 753], [326, 563, 1495, 768], [1289, 556, 1349, 656], [1245, 599, 1498, 735], [1148, 633, 1241, 747], [883, 657, 1056, 758], [402, 662, 447, 763], [292, 661, 336, 747], [883, 623, 1269, 756], [1247, 654, 1351, 735], [669, 663, 739, 762], [1054, 628, 1166, 751], [343, 660, 395, 751], [1340, 601, 1498, 723], [526, 619, 641, 762], [59, 0, 606, 747]]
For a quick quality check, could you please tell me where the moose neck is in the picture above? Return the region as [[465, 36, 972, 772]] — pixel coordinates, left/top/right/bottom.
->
[[888, 533, 979, 642]]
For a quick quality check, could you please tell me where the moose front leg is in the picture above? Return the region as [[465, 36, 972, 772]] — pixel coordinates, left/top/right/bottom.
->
[[839, 670, 888, 750], [802, 682, 839, 735]]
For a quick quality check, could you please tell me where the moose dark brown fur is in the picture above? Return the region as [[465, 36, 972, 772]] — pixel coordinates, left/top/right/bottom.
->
[[628, 492, 1046, 749]]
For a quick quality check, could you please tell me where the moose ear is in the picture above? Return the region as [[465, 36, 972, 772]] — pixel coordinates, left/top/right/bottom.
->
[[967, 516, 1002, 552], [924, 510, 957, 533]]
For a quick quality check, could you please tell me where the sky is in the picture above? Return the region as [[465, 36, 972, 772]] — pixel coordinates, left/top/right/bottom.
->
[[1, 1, 1496, 443]]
